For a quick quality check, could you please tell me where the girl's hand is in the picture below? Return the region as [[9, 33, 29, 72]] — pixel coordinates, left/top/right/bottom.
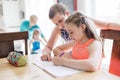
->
[[52, 56, 65, 66]]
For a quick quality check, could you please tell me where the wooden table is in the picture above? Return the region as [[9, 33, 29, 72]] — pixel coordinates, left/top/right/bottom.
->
[[0, 54, 120, 80]]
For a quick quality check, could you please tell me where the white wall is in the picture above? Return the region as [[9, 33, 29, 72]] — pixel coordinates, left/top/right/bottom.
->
[[24, 0, 55, 41], [18, 0, 25, 20], [2, 0, 56, 50], [2, 0, 55, 34], [95, 0, 120, 23], [0, 0, 3, 15], [77, 0, 85, 13], [2, 0, 20, 27], [77, 0, 96, 18]]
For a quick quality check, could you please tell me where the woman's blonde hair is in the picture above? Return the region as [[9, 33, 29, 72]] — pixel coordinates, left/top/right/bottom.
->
[[30, 15, 38, 23]]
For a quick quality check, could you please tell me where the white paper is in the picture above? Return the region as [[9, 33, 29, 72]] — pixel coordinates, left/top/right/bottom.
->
[[33, 58, 82, 78]]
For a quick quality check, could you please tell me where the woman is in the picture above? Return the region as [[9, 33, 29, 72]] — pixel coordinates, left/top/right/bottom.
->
[[41, 3, 120, 61]]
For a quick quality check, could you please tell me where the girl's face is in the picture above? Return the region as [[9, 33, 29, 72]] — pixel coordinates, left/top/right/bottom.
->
[[65, 23, 85, 41]]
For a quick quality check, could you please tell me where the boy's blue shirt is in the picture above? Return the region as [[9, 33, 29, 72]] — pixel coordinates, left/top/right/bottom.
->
[[20, 20, 43, 39]]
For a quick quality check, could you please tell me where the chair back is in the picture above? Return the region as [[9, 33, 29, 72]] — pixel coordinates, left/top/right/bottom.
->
[[0, 31, 28, 58], [100, 30, 120, 76]]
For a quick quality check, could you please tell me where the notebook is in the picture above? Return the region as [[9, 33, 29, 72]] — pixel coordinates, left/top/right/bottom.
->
[[33, 57, 82, 78]]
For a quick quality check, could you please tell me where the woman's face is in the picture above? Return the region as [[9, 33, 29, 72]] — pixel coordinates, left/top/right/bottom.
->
[[65, 23, 84, 41], [30, 19, 37, 26], [51, 13, 68, 29]]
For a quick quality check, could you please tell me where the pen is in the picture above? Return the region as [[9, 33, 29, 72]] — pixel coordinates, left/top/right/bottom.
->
[[59, 52, 64, 57]]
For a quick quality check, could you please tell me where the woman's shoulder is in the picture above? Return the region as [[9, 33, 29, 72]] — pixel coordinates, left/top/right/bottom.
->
[[52, 27, 61, 34], [54, 26, 60, 30], [20, 20, 29, 30], [21, 20, 29, 27]]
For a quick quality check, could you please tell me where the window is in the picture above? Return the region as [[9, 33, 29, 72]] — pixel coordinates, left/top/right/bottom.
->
[[57, 0, 77, 14], [95, 0, 120, 23]]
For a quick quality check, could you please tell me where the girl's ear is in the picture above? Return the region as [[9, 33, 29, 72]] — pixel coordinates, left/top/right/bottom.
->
[[81, 24, 86, 31]]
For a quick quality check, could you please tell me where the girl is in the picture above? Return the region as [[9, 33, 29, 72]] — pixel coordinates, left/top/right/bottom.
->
[[52, 12, 103, 71], [29, 29, 46, 54]]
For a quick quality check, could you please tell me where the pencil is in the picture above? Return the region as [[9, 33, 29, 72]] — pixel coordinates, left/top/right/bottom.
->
[[59, 52, 64, 57]]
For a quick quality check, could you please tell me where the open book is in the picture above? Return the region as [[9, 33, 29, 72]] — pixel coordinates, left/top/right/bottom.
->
[[33, 57, 82, 78]]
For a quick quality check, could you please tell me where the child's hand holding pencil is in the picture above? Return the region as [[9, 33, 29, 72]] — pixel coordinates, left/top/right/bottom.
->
[[52, 52, 65, 66]]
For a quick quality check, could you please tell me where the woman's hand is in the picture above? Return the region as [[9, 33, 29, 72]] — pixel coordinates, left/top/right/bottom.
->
[[41, 53, 52, 61], [41, 47, 52, 61]]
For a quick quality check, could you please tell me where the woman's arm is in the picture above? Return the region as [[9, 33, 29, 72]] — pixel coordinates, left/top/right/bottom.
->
[[45, 27, 61, 50], [93, 19, 120, 30], [41, 27, 61, 61]]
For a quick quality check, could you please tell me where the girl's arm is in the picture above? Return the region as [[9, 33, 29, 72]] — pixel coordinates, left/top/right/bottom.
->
[[53, 40, 102, 71], [93, 19, 120, 30], [53, 40, 75, 56]]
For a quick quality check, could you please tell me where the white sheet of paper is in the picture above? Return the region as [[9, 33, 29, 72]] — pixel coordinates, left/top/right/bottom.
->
[[33, 57, 82, 78]]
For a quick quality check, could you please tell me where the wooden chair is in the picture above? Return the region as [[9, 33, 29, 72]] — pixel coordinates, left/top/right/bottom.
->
[[100, 30, 120, 76], [0, 31, 28, 58]]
